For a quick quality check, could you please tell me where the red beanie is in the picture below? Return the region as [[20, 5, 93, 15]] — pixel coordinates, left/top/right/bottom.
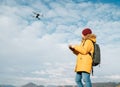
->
[[82, 28, 92, 36]]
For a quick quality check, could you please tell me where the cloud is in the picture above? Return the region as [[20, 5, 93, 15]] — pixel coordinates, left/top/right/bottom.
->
[[1, 62, 75, 86], [92, 74, 120, 82], [0, 0, 120, 86], [20, 76, 75, 86]]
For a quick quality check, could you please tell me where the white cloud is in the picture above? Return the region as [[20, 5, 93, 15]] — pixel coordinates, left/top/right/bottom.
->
[[0, 0, 120, 86], [92, 74, 120, 82], [20, 76, 75, 86]]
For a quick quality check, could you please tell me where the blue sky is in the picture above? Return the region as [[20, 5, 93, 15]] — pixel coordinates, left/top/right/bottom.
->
[[0, 0, 120, 86]]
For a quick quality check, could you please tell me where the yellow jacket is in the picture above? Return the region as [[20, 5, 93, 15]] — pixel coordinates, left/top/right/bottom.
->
[[73, 34, 96, 73]]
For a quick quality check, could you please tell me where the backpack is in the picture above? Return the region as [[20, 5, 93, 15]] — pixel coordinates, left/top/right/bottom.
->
[[83, 40, 101, 66], [89, 41, 101, 75], [91, 42, 101, 66]]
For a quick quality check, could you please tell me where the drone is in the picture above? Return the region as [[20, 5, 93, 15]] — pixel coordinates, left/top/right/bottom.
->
[[32, 12, 43, 20]]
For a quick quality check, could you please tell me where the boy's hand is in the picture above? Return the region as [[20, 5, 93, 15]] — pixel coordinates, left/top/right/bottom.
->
[[69, 45, 79, 55], [69, 45, 75, 51]]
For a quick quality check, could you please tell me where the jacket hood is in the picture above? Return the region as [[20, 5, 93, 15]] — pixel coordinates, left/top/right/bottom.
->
[[83, 34, 96, 43]]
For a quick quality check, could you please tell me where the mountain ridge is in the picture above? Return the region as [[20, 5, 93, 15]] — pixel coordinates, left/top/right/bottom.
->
[[1, 82, 120, 87]]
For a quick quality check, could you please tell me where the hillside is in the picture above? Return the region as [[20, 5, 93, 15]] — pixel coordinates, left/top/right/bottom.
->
[[1, 82, 120, 87], [21, 82, 120, 87]]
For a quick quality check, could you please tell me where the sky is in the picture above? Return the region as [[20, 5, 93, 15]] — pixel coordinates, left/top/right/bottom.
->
[[0, 0, 120, 86]]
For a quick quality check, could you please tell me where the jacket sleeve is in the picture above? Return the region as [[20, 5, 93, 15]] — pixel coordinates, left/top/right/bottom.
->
[[74, 40, 92, 55]]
